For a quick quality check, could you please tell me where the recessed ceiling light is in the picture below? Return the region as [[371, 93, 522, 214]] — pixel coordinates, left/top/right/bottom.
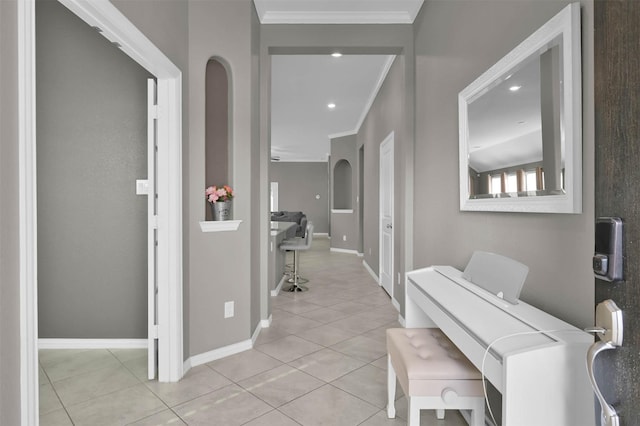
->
[[327, 103, 336, 109], [331, 52, 342, 58], [509, 85, 522, 92]]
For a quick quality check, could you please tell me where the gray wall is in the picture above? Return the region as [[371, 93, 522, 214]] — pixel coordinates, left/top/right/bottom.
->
[[37, 0, 151, 338], [115, 0, 261, 359], [357, 56, 407, 291], [330, 135, 358, 250], [413, 0, 595, 327], [271, 161, 329, 234], [187, 0, 257, 356], [0, 0, 22, 422]]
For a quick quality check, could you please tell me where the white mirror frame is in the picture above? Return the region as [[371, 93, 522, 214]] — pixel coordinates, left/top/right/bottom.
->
[[459, 3, 582, 214]]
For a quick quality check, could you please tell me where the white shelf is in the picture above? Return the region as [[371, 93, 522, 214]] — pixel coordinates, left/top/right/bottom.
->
[[199, 220, 242, 232]]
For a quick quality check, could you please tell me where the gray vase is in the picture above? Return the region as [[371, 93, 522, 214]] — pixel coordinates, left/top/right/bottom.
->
[[211, 200, 232, 221]]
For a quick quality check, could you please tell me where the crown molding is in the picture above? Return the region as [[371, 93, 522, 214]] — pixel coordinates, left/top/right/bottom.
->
[[254, 0, 424, 24]]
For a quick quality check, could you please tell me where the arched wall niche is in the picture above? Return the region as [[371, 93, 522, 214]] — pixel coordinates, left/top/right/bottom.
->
[[205, 57, 233, 220], [333, 159, 353, 210]]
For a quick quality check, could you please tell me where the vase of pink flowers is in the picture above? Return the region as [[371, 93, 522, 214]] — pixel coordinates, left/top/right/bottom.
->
[[206, 184, 234, 221]]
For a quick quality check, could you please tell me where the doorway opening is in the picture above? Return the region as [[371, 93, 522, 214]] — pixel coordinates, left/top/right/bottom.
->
[[19, 0, 184, 422]]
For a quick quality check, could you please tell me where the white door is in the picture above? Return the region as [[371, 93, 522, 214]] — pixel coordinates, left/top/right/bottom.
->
[[379, 132, 394, 297], [147, 79, 159, 380]]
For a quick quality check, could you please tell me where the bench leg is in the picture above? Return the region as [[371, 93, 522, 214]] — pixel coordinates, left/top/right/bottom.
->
[[387, 356, 397, 418]]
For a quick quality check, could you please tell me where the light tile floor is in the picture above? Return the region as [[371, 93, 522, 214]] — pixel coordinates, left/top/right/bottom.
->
[[39, 237, 468, 425]]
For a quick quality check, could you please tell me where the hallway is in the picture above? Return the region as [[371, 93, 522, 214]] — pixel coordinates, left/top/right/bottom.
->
[[39, 237, 467, 425]]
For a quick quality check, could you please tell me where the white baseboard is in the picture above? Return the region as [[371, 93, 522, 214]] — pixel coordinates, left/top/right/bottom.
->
[[397, 314, 406, 327], [313, 232, 329, 237], [362, 259, 379, 283], [38, 339, 147, 349], [330, 247, 359, 255], [184, 319, 268, 371], [183, 358, 193, 376], [357, 252, 364, 257], [187, 339, 253, 368], [259, 315, 272, 330], [271, 275, 286, 296], [392, 298, 401, 313]]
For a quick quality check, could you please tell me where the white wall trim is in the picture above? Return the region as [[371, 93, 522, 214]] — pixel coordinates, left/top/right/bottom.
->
[[18, 0, 39, 424], [330, 248, 359, 255], [354, 56, 396, 132], [331, 209, 354, 214], [253, 1, 425, 25], [392, 298, 401, 313], [182, 357, 193, 377], [328, 130, 357, 140], [258, 11, 418, 25], [260, 315, 273, 330], [327, 55, 396, 142], [188, 339, 253, 368], [38, 339, 148, 349], [313, 232, 329, 237], [362, 259, 380, 283], [397, 313, 406, 327], [271, 275, 286, 296]]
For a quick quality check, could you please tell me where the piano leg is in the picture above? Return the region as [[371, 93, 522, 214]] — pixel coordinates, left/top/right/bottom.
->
[[387, 355, 397, 418]]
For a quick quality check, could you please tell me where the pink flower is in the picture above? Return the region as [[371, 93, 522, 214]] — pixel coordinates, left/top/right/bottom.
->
[[205, 184, 234, 203]]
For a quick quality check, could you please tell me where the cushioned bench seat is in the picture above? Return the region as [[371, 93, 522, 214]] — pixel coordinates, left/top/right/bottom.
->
[[386, 328, 485, 426]]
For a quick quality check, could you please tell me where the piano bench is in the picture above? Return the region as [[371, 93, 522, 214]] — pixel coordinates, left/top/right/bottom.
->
[[386, 328, 485, 426]]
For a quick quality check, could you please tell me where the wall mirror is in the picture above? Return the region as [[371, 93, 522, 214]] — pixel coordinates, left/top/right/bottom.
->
[[459, 3, 582, 213]]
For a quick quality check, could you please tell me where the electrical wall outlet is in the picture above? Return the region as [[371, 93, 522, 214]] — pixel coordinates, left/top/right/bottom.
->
[[398, 272, 401, 285], [342, 235, 347, 241], [224, 301, 234, 318]]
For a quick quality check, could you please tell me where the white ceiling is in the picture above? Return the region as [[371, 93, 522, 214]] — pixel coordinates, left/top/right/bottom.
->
[[270, 54, 394, 162], [256, 0, 424, 162]]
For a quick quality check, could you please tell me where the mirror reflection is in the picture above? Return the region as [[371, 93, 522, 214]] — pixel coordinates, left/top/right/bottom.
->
[[458, 3, 581, 214], [467, 34, 564, 199]]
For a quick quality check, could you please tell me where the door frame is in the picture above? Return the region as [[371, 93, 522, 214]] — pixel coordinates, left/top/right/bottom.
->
[[19, 0, 184, 422], [379, 132, 395, 301]]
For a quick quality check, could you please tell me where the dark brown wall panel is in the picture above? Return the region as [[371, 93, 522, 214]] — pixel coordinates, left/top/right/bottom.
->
[[594, 1, 640, 423]]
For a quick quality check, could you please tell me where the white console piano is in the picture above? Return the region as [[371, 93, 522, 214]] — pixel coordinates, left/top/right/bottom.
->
[[405, 265, 595, 426]]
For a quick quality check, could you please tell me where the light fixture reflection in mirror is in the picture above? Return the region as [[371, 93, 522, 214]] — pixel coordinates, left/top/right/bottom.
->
[[459, 3, 582, 213]]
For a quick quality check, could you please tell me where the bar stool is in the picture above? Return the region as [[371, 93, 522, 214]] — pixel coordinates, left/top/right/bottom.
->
[[279, 222, 314, 292]]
